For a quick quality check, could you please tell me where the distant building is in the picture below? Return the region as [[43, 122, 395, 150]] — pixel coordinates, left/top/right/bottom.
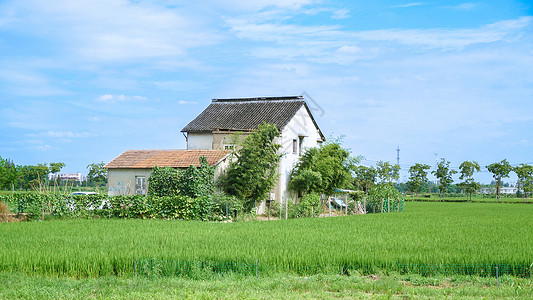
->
[[48, 173, 84, 182], [479, 186, 520, 194]]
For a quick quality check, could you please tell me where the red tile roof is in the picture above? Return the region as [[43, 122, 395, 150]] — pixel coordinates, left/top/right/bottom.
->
[[105, 149, 231, 169]]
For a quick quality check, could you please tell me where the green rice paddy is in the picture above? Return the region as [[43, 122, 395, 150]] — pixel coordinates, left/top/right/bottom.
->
[[1, 202, 532, 277]]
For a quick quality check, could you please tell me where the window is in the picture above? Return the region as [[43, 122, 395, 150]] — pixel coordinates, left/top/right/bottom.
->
[[223, 144, 235, 150], [298, 136, 304, 156], [292, 139, 297, 154], [135, 176, 147, 195]]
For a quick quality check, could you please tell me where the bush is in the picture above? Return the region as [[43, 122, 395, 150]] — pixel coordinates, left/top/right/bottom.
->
[[366, 184, 404, 213], [148, 166, 180, 197], [291, 193, 320, 218], [0, 193, 224, 221]]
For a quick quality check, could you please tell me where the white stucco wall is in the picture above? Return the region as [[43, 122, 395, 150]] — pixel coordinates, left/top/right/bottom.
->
[[277, 106, 323, 205], [107, 169, 152, 196], [187, 133, 213, 150]]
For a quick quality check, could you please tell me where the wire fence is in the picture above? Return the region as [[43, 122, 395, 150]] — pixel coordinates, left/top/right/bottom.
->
[[135, 258, 532, 279]]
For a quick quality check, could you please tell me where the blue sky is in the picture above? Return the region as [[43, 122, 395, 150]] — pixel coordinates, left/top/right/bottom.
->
[[0, 0, 532, 184]]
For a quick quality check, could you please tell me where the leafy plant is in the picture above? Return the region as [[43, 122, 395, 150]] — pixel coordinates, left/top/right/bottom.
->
[[148, 166, 180, 197], [406, 163, 431, 200], [366, 183, 404, 213], [486, 159, 512, 200], [291, 192, 320, 218], [458, 161, 481, 201], [177, 156, 215, 198], [219, 123, 282, 212], [289, 140, 358, 197], [432, 158, 457, 201], [375, 161, 400, 185]]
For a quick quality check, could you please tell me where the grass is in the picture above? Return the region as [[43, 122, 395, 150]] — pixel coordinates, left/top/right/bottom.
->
[[1, 271, 532, 299], [1, 202, 532, 277], [407, 193, 531, 203]]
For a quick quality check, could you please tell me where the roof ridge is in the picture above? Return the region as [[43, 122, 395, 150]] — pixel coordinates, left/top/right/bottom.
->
[[212, 96, 303, 103]]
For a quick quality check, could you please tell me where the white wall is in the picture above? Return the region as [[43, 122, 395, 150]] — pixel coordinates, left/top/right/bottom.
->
[[107, 169, 152, 196], [278, 106, 323, 205], [187, 133, 213, 150]]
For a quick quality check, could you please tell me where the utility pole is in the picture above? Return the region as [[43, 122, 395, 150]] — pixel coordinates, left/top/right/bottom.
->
[[396, 146, 400, 184], [434, 153, 439, 193], [396, 146, 400, 166]]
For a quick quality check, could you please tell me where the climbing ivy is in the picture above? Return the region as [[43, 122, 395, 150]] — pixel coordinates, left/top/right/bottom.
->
[[177, 156, 215, 198], [148, 156, 216, 198], [148, 166, 180, 197]]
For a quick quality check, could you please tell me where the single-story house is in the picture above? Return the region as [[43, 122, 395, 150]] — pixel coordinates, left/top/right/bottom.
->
[[105, 149, 230, 196]]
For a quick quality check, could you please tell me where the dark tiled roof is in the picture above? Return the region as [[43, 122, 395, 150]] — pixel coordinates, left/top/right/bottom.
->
[[181, 97, 307, 132], [105, 149, 230, 169]]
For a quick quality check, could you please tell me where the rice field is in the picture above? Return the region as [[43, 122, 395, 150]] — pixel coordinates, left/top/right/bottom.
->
[[1, 202, 532, 277]]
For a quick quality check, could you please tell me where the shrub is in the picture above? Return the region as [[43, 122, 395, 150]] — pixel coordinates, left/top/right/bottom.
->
[[148, 166, 180, 197], [366, 184, 404, 213], [291, 193, 320, 218]]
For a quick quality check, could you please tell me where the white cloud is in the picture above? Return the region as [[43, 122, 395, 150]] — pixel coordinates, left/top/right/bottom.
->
[[36, 144, 52, 151], [453, 3, 478, 11], [96, 94, 147, 103], [43, 131, 92, 138], [0, 64, 69, 97], [332, 8, 349, 19], [392, 2, 425, 8], [226, 15, 532, 64], [220, 0, 315, 11], [177, 100, 196, 104], [1, 0, 219, 63]]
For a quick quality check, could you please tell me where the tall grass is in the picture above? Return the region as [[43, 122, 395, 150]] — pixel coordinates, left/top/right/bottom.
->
[[0, 202, 532, 277]]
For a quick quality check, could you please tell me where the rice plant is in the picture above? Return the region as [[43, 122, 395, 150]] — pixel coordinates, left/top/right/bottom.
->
[[0, 202, 532, 277]]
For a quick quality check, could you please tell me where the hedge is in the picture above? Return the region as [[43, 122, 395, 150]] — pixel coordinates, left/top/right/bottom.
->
[[0, 193, 242, 221]]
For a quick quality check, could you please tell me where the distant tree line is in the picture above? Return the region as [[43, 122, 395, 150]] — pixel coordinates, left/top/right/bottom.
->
[[0, 156, 108, 191]]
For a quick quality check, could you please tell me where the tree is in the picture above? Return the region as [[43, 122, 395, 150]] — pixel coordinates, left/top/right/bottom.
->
[[514, 164, 533, 201], [18, 163, 50, 191], [49, 162, 66, 174], [486, 159, 512, 200], [289, 140, 357, 197], [288, 169, 322, 197], [0, 156, 17, 190], [458, 161, 481, 201], [352, 165, 376, 194], [375, 161, 400, 185], [406, 163, 430, 200], [219, 123, 282, 211], [87, 162, 108, 186], [431, 158, 456, 201]]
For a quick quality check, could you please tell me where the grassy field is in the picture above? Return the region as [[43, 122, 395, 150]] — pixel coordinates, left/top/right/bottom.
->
[[406, 193, 531, 203], [1, 271, 532, 299], [1, 202, 532, 278]]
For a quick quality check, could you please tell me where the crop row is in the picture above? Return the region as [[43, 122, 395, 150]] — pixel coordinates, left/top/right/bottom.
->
[[1, 202, 532, 277]]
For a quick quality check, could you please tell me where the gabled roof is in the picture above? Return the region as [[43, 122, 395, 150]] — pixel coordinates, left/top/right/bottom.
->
[[105, 149, 230, 169], [181, 96, 324, 140]]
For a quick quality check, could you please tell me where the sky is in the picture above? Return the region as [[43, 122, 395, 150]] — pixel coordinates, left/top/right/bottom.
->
[[0, 0, 532, 184]]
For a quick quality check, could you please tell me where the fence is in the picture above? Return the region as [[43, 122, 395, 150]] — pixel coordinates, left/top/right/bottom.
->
[[135, 258, 532, 279]]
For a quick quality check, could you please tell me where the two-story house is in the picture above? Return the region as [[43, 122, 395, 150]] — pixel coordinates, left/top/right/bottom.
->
[[106, 95, 325, 208], [181, 96, 325, 206]]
